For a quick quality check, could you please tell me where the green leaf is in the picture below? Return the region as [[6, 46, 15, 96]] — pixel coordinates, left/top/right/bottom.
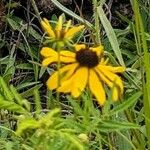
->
[[20, 84, 43, 98], [51, 0, 93, 28], [38, 108, 60, 126], [0, 95, 28, 114], [16, 81, 40, 91], [98, 6, 125, 66], [16, 63, 33, 70], [110, 91, 142, 115], [99, 120, 139, 132], [16, 119, 39, 135], [28, 27, 42, 42], [10, 85, 23, 105], [7, 17, 22, 30], [67, 96, 84, 116], [0, 76, 14, 101]]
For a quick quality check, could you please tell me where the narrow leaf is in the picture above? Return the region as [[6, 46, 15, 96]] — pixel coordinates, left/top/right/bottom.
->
[[51, 0, 93, 28], [110, 91, 142, 115], [99, 120, 139, 132], [98, 6, 125, 66], [16, 119, 39, 135], [0, 96, 27, 114]]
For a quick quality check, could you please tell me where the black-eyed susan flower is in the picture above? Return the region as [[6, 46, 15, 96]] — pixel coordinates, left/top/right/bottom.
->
[[40, 44, 125, 106], [41, 15, 84, 46]]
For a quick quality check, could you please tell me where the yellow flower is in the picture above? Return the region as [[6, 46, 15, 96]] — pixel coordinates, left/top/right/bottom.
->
[[41, 15, 84, 43], [40, 44, 125, 106]]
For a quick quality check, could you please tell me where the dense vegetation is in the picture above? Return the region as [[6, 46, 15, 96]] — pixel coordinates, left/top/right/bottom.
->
[[0, 0, 150, 149]]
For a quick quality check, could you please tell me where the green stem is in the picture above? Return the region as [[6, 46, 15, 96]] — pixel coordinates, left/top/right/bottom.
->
[[56, 43, 63, 106], [30, 0, 41, 22], [132, 0, 150, 148], [92, 0, 101, 44], [124, 110, 144, 149]]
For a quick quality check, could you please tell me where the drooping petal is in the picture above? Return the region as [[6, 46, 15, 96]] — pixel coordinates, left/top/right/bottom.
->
[[74, 44, 86, 51], [47, 64, 78, 90], [60, 49, 76, 65], [57, 79, 72, 93], [60, 55, 76, 63], [98, 65, 124, 94], [63, 63, 78, 80], [56, 63, 78, 93], [42, 57, 57, 66], [95, 67, 113, 88], [89, 45, 104, 56], [95, 67, 121, 101], [41, 49, 76, 66], [40, 47, 58, 57], [64, 25, 84, 39], [71, 67, 88, 97], [41, 18, 55, 38], [112, 87, 119, 101], [89, 69, 106, 106], [60, 50, 75, 58], [99, 65, 125, 73]]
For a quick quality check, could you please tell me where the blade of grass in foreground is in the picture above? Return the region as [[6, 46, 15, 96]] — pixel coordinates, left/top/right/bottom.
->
[[132, 0, 150, 148]]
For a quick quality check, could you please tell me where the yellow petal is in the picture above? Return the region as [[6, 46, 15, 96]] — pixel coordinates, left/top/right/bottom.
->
[[57, 79, 72, 93], [99, 65, 126, 73], [95, 67, 121, 101], [100, 58, 109, 65], [55, 16, 63, 38], [60, 55, 76, 63], [47, 64, 77, 90], [56, 15, 63, 31], [89, 45, 104, 56], [42, 55, 75, 66], [60, 50, 75, 58], [63, 63, 78, 80], [74, 44, 86, 51], [71, 67, 88, 97], [98, 65, 124, 94], [41, 18, 55, 38], [42, 57, 57, 66], [41, 48, 76, 65], [112, 87, 119, 101], [40, 47, 58, 57], [64, 25, 84, 39], [65, 20, 71, 32], [95, 68, 113, 88], [89, 69, 106, 106], [57, 63, 78, 93]]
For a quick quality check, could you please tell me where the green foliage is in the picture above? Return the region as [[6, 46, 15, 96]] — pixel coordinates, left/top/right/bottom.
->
[[98, 5, 125, 66], [0, 0, 150, 149]]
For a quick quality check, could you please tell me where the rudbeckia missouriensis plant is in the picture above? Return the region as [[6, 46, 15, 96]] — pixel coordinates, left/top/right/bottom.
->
[[41, 15, 84, 47], [41, 44, 125, 106]]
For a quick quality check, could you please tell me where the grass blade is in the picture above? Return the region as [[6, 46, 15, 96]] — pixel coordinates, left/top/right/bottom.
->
[[97, 6, 125, 66]]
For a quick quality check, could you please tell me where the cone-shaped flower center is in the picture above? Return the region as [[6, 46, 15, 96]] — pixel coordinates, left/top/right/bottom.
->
[[76, 49, 99, 68]]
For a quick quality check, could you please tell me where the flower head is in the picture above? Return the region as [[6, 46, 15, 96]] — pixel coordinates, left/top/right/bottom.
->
[[41, 15, 84, 46], [41, 44, 125, 106]]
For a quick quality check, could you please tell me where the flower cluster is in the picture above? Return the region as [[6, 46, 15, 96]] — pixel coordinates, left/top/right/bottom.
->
[[40, 15, 125, 106]]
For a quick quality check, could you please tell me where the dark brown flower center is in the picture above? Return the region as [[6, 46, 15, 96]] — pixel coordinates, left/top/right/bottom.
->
[[75, 49, 99, 68]]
